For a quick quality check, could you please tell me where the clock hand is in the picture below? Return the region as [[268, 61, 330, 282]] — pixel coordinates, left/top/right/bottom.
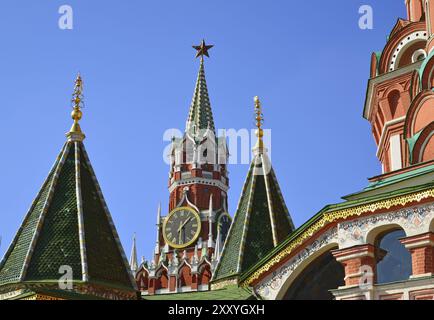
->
[[177, 217, 192, 233]]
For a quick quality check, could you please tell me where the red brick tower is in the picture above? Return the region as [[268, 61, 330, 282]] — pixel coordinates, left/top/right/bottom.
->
[[135, 41, 232, 295], [364, 0, 434, 178]]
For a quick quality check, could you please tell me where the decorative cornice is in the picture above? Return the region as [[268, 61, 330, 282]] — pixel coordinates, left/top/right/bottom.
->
[[241, 187, 434, 286], [169, 177, 229, 193]]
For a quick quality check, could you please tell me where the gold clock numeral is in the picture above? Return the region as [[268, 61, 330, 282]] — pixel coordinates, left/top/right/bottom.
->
[[172, 237, 177, 244]]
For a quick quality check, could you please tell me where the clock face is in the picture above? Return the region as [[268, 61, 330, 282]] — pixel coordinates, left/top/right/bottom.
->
[[218, 213, 231, 243], [163, 207, 201, 249]]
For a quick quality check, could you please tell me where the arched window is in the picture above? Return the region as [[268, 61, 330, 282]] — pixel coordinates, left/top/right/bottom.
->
[[136, 269, 149, 291], [387, 90, 401, 118], [376, 229, 412, 284], [178, 265, 192, 287], [198, 264, 212, 286], [283, 251, 345, 300], [155, 268, 168, 290]]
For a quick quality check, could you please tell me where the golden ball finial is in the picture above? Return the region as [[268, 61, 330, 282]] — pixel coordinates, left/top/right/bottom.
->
[[68, 73, 85, 137], [71, 108, 82, 121]]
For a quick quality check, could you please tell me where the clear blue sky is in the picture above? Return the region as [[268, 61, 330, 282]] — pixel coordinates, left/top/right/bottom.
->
[[0, 1, 405, 261]]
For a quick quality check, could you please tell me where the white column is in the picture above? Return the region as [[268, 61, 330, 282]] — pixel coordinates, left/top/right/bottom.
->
[[208, 194, 214, 248], [154, 203, 161, 255], [390, 134, 403, 171]]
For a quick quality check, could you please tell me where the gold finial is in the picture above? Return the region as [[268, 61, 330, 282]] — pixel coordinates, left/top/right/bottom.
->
[[67, 73, 85, 140], [254, 96, 264, 152]]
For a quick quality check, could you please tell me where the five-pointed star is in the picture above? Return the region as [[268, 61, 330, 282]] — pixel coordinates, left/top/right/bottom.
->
[[193, 39, 214, 58]]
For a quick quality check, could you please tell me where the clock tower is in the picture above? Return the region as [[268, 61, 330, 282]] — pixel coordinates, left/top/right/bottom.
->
[[136, 41, 232, 295]]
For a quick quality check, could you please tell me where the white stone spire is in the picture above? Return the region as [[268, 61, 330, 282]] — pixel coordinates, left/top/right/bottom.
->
[[208, 194, 214, 248], [129, 233, 138, 273], [154, 203, 161, 255], [215, 224, 222, 260]]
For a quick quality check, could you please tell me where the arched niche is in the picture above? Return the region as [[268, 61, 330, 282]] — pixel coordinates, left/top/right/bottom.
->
[[272, 242, 340, 300], [155, 267, 169, 290], [404, 90, 434, 138], [178, 263, 192, 287], [412, 122, 434, 163], [198, 263, 212, 286], [136, 268, 149, 291], [282, 250, 345, 300], [366, 223, 404, 245], [375, 228, 412, 284]]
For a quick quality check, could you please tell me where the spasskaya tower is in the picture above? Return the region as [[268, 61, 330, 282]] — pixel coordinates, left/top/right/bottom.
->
[[135, 40, 232, 295]]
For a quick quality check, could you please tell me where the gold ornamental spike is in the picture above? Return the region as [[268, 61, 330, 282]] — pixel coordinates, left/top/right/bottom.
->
[[67, 73, 85, 141], [253, 96, 264, 152]]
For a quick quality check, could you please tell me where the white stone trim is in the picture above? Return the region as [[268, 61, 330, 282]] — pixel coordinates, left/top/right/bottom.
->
[[376, 116, 405, 158], [169, 177, 229, 193], [390, 134, 403, 171], [389, 31, 428, 72]]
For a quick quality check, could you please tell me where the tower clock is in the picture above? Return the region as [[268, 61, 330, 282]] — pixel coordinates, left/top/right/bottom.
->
[[162, 207, 201, 249]]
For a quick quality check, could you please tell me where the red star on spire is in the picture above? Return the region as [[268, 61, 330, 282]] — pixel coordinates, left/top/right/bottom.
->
[[193, 39, 214, 59]]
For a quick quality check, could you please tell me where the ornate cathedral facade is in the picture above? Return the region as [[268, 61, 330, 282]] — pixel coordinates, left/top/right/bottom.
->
[[0, 1, 434, 300]]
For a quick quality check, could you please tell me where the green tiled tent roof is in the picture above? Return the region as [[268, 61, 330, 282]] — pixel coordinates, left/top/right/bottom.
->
[[213, 152, 295, 283], [0, 138, 136, 294], [186, 58, 215, 134]]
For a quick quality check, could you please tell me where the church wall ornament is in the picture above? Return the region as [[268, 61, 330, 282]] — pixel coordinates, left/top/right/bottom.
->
[[251, 199, 434, 300]]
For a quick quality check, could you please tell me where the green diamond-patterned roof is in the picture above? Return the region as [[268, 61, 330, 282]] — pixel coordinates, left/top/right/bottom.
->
[[0, 147, 63, 285], [186, 58, 215, 134], [26, 146, 82, 281], [0, 139, 136, 293], [213, 153, 295, 283]]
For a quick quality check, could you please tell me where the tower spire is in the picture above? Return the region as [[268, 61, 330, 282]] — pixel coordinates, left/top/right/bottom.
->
[[130, 233, 138, 273], [154, 203, 161, 255], [67, 73, 85, 142], [186, 40, 215, 135]]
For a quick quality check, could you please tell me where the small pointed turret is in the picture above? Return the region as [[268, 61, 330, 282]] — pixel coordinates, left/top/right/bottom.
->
[[154, 203, 161, 255], [130, 233, 138, 273], [215, 224, 222, 260], [212, 96, 295, 285]]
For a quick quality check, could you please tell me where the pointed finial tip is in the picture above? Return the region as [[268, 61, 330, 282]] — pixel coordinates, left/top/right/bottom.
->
[[67, 74, 85, 140], [254, 95, 263, 130], [253, 95, 264, 152]]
